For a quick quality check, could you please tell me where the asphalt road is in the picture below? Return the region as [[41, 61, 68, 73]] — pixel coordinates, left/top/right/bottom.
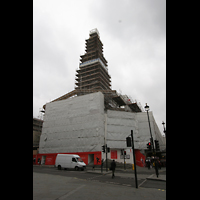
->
[[33, 171, 166, 200], [33, 166, 166, 190]]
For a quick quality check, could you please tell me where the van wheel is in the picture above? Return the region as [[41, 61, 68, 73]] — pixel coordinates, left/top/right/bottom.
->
[[75, 166, 78, 171], [58, 165, 61, 170]]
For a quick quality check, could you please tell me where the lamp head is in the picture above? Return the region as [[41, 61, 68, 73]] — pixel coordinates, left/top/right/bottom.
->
[[144, 103, 149, 111]]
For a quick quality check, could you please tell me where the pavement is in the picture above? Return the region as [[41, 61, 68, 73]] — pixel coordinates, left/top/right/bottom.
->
[[86, 166, 166, 182], [87, 170, 166, 182]]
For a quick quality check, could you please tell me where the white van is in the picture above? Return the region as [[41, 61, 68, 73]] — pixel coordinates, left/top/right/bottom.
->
[[55, 154, 86, 171]]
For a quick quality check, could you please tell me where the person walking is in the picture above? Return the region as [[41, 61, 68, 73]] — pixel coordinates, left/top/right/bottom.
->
[[110, 160, 116, 178]]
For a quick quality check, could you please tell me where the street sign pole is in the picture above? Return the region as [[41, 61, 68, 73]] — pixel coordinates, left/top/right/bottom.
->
[[131, 130, 138, 188], [106, 144, 108, 172], [124, 149, 126, 170]]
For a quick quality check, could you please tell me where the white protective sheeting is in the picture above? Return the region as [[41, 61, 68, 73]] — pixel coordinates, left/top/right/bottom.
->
[[39, 92, 105, 153], [136, 112, 166, 151], [39, 92, 166, 154], [106, 110, 166, 151], [106, 110, 138, 149]]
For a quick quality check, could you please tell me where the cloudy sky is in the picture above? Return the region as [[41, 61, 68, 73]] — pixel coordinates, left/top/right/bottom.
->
[[33, 0, 166, 135]]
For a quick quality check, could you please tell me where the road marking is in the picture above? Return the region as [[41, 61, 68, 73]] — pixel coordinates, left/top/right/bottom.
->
[[57, 184, 85, 200], [73, 177, 87, 181], [147, 174, 154, 178], [87, 174, 103, 180], [158, 189, 165, 191], [122, 184, 131, 187], [138, 179, 147, 187], [109, 182, 120, 185]]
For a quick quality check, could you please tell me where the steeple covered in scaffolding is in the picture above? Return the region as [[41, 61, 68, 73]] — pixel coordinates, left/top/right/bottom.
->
[[43, 29, 142, 113], [75, 28, 111, 90]]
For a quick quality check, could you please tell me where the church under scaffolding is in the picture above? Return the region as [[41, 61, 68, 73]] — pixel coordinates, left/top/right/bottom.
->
[[36, 29, 166, 167]]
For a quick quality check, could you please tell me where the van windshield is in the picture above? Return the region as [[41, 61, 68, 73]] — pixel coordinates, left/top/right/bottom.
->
[[76, 157, 83, 162]]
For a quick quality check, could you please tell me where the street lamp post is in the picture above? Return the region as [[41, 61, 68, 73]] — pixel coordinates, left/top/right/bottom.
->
[[144, 103, 158, 177], [162, 121, 166, 138]]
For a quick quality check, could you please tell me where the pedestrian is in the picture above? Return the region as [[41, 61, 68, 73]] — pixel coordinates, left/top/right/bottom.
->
[[110, 160, 116, 178], [96, 157, 100, 164], [155, 160, 159, 177]]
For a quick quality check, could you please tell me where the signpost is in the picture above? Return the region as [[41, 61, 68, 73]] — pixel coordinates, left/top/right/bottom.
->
[[102, 144, 110, 172], [131, 130, 138, 188], [126, 130, 138, 189]]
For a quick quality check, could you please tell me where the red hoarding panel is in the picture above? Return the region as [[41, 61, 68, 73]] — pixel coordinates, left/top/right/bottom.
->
[[33, 151, 102, 165], [94, 152, 101, 165], [111, 150, 117, 159]]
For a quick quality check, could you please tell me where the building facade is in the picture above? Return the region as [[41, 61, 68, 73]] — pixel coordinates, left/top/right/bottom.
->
[[37, 92, 165, 166], [35, 29, 166, 167], [33, 118, 43, 156]]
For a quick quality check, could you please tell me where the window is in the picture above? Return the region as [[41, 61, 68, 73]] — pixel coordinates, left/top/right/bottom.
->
[[72, 158, 77, 162], [77, 157, 83, 162]]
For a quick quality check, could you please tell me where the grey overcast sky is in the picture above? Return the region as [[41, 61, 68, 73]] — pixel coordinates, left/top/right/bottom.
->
[[33, 0, 166, 135]]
